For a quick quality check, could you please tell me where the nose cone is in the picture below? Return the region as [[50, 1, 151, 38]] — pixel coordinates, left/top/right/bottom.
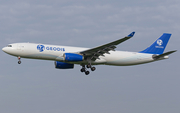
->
[[2, 46, 16, 56], [2, 47, 9, 54], [2, 47, 6, 52]]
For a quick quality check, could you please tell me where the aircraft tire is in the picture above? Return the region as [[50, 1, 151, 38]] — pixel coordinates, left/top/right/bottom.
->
[[91, 67, 96, 71], [18, 61, 21, 64], [85, 71, 90, 75], [86, 64, 91, 68], [81, 68, 85, 72]]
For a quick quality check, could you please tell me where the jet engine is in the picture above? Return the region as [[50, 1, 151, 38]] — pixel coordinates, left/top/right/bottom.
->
[[63, 53, 83, 62], [55, 61, 74, 69]]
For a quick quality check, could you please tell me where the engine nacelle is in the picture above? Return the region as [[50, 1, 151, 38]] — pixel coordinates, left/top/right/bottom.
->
[[55, 61, 74, 69], [63, 53, 83, 62]]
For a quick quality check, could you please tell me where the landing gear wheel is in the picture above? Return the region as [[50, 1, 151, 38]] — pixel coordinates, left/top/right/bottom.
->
[[18, 61, 21, 64], [86, 64, 91, 68], [85, 71, 90, 75], [17, 56, 21, 64], [91, 67, 96, 71], [81, 68, 85, 72]]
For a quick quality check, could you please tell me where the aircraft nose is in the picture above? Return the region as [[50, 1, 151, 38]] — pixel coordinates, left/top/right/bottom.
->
[[2, 47, 6, 52], [2, 47, 8, 53]]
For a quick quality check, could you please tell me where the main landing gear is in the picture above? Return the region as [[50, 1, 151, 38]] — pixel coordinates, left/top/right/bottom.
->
[[80, 64, 96, 75], [18, 56, 21, 64]]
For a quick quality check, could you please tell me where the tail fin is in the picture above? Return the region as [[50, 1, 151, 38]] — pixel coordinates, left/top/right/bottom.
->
[[139, 33, 171, 54]]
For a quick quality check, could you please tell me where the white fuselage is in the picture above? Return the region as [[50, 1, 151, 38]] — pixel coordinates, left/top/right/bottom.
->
[[2, 43, 166, 66]]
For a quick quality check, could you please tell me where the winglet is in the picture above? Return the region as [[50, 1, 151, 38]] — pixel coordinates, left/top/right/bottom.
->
[[127, 32, 135, 37]]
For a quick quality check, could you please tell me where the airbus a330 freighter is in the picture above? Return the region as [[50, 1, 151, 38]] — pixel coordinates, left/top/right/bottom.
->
[[2, 32, 176, 75]]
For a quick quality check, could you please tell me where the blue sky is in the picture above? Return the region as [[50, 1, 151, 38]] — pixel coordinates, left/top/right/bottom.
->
[[0, 0, 179, 113]]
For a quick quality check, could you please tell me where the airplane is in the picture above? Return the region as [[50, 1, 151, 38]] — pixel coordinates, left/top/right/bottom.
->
[[2, 32, 177, 75]]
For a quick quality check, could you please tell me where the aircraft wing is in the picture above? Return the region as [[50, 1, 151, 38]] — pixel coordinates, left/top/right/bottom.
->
[[79, 32, 135, 61]]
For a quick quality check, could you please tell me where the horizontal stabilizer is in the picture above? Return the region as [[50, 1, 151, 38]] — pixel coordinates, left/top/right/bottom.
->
[[153, 50, 177, 60]]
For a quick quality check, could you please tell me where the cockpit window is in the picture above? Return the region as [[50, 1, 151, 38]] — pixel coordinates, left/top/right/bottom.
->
[[7, 45, 12, 47]]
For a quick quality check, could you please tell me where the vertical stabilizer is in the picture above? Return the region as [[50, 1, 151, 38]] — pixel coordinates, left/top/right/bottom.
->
[[139, 33, 171, 54]]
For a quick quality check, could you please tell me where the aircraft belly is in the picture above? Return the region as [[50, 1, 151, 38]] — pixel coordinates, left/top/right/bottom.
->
[[104, 52, 154, 66], [23, 54, 58, 60]]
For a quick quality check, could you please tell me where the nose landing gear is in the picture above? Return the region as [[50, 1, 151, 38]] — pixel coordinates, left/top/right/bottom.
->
[[18, 56, 21, 64]]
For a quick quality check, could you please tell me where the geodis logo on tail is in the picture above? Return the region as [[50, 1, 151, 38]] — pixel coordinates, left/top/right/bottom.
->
[[37, 45, 45, 52], [157, 39, 163, 46], [156, 39, 164, 48], [37, 44, 65, 52]]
